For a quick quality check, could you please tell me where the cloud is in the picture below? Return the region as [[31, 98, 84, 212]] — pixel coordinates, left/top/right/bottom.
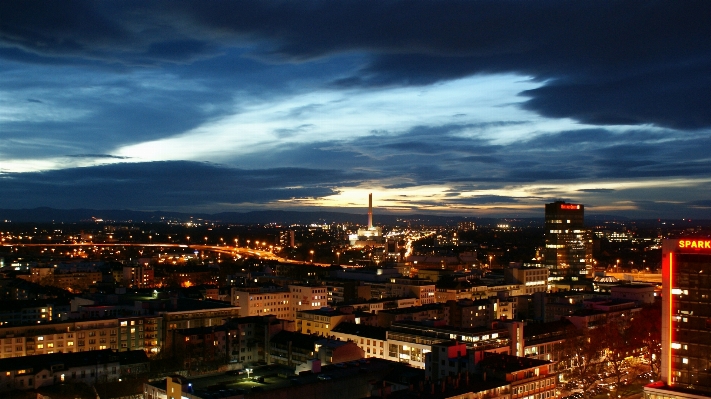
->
[[0, 161, 365, 209], [3, 1, 710, 130], [446, 195, 521, 205], [66, 154, 130, 159], [688, 200, 711, 208], [1, 1, 711, 218], [578, 188, 615, 193]]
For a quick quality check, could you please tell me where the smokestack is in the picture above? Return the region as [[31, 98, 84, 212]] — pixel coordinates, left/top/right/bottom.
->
[[368, 193, 373, 229]]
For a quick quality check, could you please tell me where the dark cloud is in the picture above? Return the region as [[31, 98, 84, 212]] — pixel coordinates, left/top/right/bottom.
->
[[578, 188, 615, 193], [504, 168, 590, 182], [0, 161, 364, 209], [1, 2, 711, 217], [273, 124, 315, 139], [446, 195, 520, 205], [3, 1, 709, 129], [521, 68, 711, 130], [689, 200, 711, 208], [231, 123, 711, 189], [457, 155, 501, 164]]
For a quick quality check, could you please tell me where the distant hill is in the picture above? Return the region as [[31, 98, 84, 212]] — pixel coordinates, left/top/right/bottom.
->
[[0, 207, 507, 226], [0, 207, 707, 227]]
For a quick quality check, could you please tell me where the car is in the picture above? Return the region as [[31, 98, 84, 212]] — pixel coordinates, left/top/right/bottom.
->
[[318, 374, 333, 381], [226, 370, 244, 375]]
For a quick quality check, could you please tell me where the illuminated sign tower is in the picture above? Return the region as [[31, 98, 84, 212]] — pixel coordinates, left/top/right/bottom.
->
[[543, 201, 593, 278], [658, 239, 711, 394]]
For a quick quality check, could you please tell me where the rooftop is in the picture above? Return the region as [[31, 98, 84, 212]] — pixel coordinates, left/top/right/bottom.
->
[[270, 330, 320, 350], [331, 322, 388, 340], [0, 349, 119, 373], [478, 354, 553, 373]]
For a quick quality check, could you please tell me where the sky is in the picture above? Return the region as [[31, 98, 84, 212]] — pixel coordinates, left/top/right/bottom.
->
[[1, 1, 711, 219]]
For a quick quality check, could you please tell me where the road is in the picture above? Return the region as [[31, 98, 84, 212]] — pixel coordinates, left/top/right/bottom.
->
[[0, 242, 334, 266]]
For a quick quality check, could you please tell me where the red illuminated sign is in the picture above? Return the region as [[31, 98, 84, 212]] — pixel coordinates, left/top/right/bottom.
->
[[678, 240, 711, 249], [666, 252, 674, 384], [559, 204, 581, 210]]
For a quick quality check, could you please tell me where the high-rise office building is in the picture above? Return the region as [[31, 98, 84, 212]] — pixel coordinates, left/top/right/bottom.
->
[[543, 201, 593, 278], [646, 238, 711, 399]]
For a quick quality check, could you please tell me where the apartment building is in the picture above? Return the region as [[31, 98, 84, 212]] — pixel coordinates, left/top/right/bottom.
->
[[478, 354, 558, 399], [330, 322, 388, 359], [231, 284, 327, 321], [0, 349, 121, 392]]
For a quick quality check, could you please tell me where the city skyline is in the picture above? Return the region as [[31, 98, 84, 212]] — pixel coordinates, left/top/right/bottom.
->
[[2, 2, 711, 218]]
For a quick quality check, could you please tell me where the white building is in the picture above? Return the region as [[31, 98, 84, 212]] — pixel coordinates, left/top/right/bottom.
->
[[231, 284, 329, 321]]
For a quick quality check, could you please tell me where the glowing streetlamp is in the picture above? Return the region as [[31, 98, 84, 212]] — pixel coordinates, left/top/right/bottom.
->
[[310, 250, 314, 263], [336, 251, 341, 265]]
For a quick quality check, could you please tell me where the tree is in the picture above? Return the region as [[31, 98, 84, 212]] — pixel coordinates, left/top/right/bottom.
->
[[599, 316, 635, 397], [556, 325, 607, 398], [628, 302, 662, 379]]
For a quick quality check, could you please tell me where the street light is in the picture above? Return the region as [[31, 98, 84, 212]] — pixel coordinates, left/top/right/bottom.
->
[[336, 251, 340, 265], [310, 250, 314, 263], [246, 368, 253, 379]]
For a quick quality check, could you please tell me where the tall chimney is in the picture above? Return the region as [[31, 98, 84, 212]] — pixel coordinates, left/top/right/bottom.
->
[[368, 193, 373, 229]]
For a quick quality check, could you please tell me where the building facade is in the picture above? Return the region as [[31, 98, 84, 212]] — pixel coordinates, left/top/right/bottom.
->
[[660, 239, 711, 392], [543, 201, 593, 278]]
